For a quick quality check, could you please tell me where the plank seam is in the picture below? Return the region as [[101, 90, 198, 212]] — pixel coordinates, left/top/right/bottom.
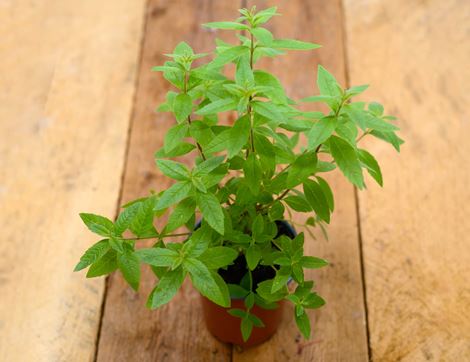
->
[[340, 0, 372, 360], [92, 1, 151, 360]]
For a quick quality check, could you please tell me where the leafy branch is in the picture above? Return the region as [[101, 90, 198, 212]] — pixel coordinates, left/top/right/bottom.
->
[[74, 5, 403, 342]]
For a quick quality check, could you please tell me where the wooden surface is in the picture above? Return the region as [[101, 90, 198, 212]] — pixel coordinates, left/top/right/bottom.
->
[[344, 0, 470, 360], [1, 0, 469, 361], [0, 0, 146, 361]]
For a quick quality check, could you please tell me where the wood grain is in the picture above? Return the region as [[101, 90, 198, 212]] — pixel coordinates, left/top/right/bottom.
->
[[0, 0, 146, 361], [96, 1, 239, 361], [232, 1, 369, 361], [343, 0, 470, 360]]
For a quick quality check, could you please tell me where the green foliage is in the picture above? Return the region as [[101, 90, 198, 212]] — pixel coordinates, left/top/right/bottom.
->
[[75, 5, 402, 342]]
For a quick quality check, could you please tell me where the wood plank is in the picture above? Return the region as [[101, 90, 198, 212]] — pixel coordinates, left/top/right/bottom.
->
[[343, 0, 470, 360], [233, 1, 369, 361], [0, 1, 146, 361], [96, 1, 240, 361]]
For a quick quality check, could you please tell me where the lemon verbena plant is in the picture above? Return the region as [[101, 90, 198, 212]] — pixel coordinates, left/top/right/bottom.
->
[[74, 6, 403, 341]]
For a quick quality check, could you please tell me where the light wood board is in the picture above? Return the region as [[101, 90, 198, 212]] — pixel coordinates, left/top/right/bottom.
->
[[344, 0, 470, 360], [0, 0, 146, 361]]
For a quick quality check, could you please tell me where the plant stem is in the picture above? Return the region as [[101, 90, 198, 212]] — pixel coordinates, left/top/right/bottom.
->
[[275, 188, 290, 203], [248, 268, 253, 292], [184, 70, 206, 160], [247, 31, 256, 155], [356, 129, 371, 143]]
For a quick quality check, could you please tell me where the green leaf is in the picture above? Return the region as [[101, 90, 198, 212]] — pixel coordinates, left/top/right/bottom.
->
[[183, 225, 212, 257], [316, 176, 334, 211], [86, 249, 118, 278], [205, 129, 231, 154], [251, 214, 264, 241], [155, 181, 193, 210], [370, 130, 404, 152], [301, 95, 335, 103], [199, 247, 238, 269], [307, 116, 337, 150], [345, 84, 369, 97], [256, 279, 288, 302], [227, 115, 250, 158], [156, 142, 195, 158], [243, 154, 262, 195], [255, 294, 279, 310], [228, 308, 247, 319], [245, 292, 255, 309], [253, 70, 287, 103], [268, 201, 285, 221], [228, 285, 249, 299], [284, 195, 312, 212], [79, 213, 114, 237], [173, 41, 194, 56], [364, 115, 399, 131], [115, 204, 139, 235], [251, 27, 273, 45], [272, 39, 321, 50], [317, 161, 336, 173], [273, 256, 291, 266], [196, 192, 224, 234], [152, 65, 181, 72], [185, 258, 230, 307], [127, 198, 157, 237], [271, 269, 291, 293], [117, 251, 141, 291], [303, 180, 330, 223], [211, 45, 249, 67], [292, 263, 304, 283], [196, 98, 237, 115], [301, 256, 328, 269], [303, 293, 326, 309], [166, 198, 196, 232], [336, 119, 358, 146], [295, 308, 311, 339], [358, 149, 383, 186], [246, 245, 262, 270], [194, 156, 225, 176], [368, 102, 384, 116], [147, 267, 186, 309], [164, 124, 188, 153], [287, 152, 318, 188], [74, 240, 110, 272], [156, 159, 190, 181], [135, 247, 179, 267], [173, 93, 192, 122], [236, 56, 254, 87], [328, 135, 364, 189], [109, 237, 124, 253], [241, 317, 253, 342], [252, 6, 279, 25], [203, 21, 249, 30], [317, 65, 342, 98], [252, 101, 283, 123]]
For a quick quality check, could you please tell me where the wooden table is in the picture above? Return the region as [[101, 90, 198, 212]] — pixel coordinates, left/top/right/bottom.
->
[[1, 1, 469, 361]]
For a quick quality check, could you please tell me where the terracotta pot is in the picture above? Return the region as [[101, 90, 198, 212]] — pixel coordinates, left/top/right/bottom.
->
[[201, 296, 285, 347]]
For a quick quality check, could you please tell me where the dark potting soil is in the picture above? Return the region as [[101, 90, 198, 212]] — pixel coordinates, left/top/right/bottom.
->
[[218, 220, 296, 289]]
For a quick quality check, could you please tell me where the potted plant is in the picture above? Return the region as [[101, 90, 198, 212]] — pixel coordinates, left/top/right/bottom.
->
[[74, 6, 403, 347]]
